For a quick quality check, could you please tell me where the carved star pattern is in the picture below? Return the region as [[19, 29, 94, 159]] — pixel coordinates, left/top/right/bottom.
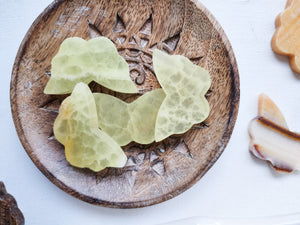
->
[[41, 11, 209, 186]]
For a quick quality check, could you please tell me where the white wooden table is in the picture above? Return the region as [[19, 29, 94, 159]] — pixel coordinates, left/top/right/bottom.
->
[[1, 0, 300, 224]]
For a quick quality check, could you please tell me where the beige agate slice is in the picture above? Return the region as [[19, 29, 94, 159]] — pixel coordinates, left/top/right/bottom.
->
[[153, 49, 211, 142], [54, 83, 127, 172], [258, 94, 288, 128], [94, 89, 166, 146], [271, 0, 300, 73], [44, 37, 138, 94], [249, 94, 300, 173]]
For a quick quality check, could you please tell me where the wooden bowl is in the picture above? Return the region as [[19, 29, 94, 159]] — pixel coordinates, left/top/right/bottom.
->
[[0, 182, 25, 225], [10, 0, 239, 208]]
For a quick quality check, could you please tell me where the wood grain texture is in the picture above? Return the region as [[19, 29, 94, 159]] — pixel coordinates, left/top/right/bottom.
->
[[0, 182, 24, 225], [10, 0, 240, 208]]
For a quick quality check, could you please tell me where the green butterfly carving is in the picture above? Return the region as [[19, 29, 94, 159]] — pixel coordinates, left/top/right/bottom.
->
[[44, 37, 138, 94], [94, 89, 166, 146], [153, 49, 211, 142], [54, 83, 127, 172]]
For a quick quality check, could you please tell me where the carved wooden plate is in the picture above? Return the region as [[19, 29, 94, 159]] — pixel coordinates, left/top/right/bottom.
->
[[10, 0, 239, 208], [0, 182, 25, 225]]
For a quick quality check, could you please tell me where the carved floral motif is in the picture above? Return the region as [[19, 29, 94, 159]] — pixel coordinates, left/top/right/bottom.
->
[[42, 11, 209, 183]]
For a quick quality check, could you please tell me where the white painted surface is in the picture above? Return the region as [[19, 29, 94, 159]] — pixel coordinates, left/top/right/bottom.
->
[[1, 0, 300, 224]]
